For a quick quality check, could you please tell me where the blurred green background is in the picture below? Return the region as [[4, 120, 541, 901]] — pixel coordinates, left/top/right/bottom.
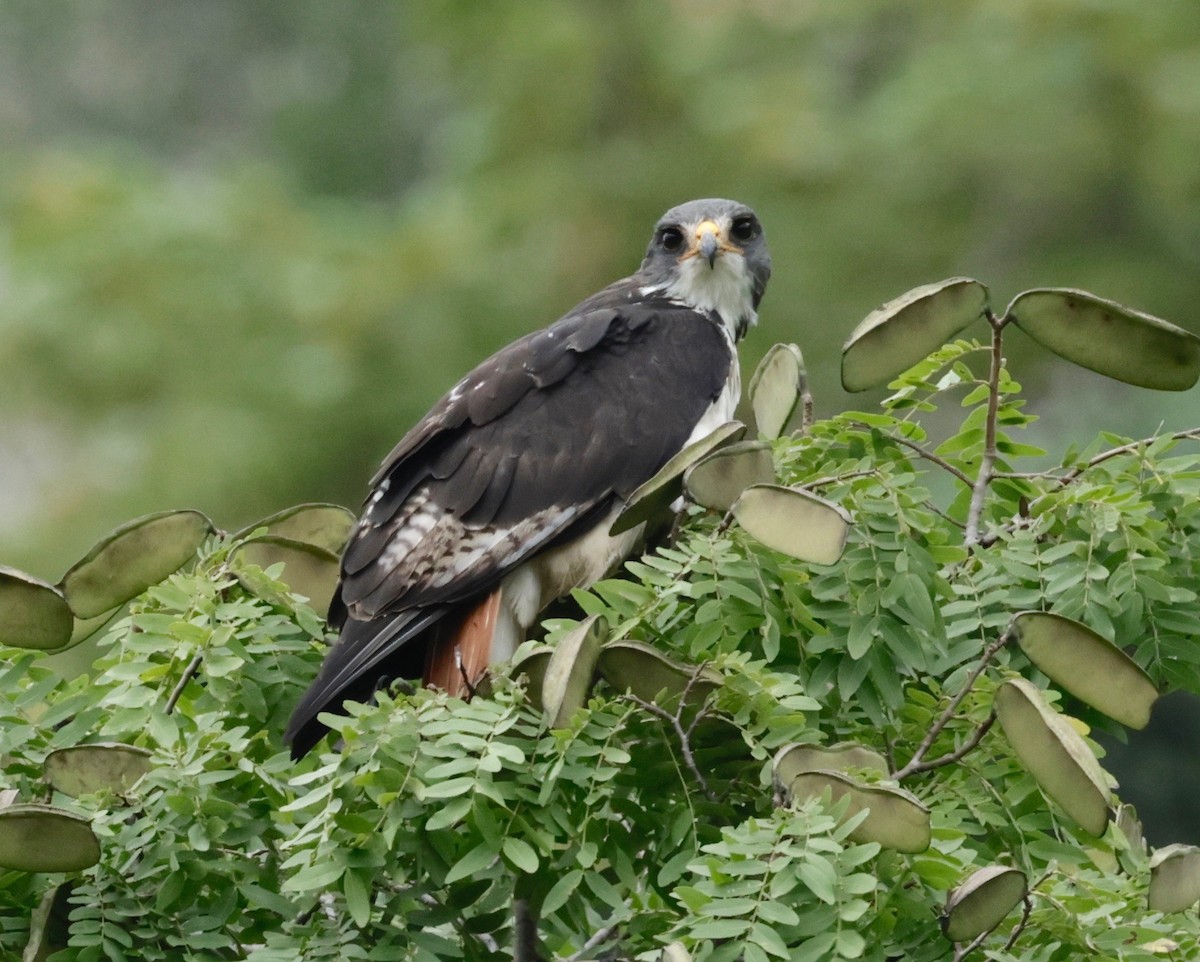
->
[[2, 2, 1198, 839]]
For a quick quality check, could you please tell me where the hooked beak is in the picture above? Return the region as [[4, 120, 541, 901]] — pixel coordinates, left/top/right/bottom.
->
[[696, 220, 721, 269]]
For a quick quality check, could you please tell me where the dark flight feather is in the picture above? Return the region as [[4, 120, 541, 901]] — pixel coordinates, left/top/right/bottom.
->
[[284, 280, 734, 757]]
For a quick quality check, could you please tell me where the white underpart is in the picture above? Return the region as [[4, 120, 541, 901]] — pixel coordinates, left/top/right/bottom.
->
[[658, 247, 758, 341], [496, 504, 644, 662]]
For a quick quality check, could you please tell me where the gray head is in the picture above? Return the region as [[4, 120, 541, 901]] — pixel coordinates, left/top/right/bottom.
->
[[638, 198, 771, 340]]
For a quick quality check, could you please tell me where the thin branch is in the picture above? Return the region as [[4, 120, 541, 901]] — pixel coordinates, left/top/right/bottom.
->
[[563, 922, 621, 962], [901, 711, 997, 778], [164, 652, 204, 714], [885, 433, 974, 487], [1026, 426, 1200, 510], [1003, 894, 1033, 951], [952, 927, 992, 962], [622, 672, 717, 803], [801, 468, 878, 490], [893, 628, 1012, 780], [964, 315, 1006, 546]]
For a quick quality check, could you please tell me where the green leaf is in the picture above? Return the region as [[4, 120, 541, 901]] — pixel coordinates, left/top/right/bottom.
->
[[502, 836, 540, 874], [541, 868, 583, 915], [343, 869, 373, 928], [445, 841, 497, 885]]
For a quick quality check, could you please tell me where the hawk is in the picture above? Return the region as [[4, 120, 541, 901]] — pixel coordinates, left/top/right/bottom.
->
[[285, 198, 771, 758]]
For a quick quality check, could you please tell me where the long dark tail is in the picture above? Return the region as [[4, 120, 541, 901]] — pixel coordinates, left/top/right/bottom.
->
[[284, 590, 506, 759], [284, 605, 447, 759]]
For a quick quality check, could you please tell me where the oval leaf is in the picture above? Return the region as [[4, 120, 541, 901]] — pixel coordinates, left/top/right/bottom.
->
[[44, 743, 153, 798], [1013, 611, 1157, 730], [788, 770, 931, 853], [731, 485, 851, 565], [542, 615, 607, 728], [236, 536, 341, 617], [0, 803, 100, 873], [0, 566, 73, 651], [236, 503, 356, 554], [993, 677, 1112, 836], [60, 510, 213, 618], [773, 742, 888, 794], [942, 865, 1027, 943], [1149, 844, 1200, 913], [749, 343, 807, 439], [1007, 288, 1200, 391], [610, 422, 746, 535], [841, 278, 989, 392], [683, 441, 775, 513], [509, 646, 553, 710], [597, 640, 720, 708]]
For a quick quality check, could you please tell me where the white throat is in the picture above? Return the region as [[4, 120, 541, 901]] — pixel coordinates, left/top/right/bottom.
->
[[652, 254, 758, 340]]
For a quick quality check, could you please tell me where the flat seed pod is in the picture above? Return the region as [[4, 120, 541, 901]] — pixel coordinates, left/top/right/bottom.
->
[[841, 278, 989, 392], [597, 640, 720, 708], [1149, 844, 1200, 913], [1115, 803, 1146, 857], [60, 509, 213, 618], [236, 536, 341, 617], [235, 503, 356, 554], [25, 881, 74, 962], [788, 770, 931, 853], [749, 343, 807, 439], [1013, 611, 1156, 730], [541, 615, 607, 728], [62, 606, 121, 652], [993, 677, 1112, 836], [731, 484, 851, 565], [941, 865, 1027, 943], [509, 646, 553, 710], [0, 803, 100, 873], [683, 441, 775, 512], [1006, 288, 1200, 391], [773, 742, 888, 796], [44, 743, 153, 798], [0, 566, 74, 651], [661, 942, 692, 962], [610, 422, 746, 535]]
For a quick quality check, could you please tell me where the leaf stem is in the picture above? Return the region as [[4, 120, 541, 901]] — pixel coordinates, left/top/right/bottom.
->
[[165, 652, 204, 715], [893, 627, 1012, 780], [964, 313, 1007, 546]]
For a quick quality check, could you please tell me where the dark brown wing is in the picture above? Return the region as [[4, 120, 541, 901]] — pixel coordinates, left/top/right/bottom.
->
[[285, 278, 733, 755]]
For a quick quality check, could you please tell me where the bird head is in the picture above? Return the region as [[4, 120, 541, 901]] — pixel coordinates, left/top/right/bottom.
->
[[638, 198, 772, 341]]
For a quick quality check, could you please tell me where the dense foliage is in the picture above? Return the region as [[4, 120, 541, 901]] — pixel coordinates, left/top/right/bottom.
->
[[2, 312, 1199, 959]]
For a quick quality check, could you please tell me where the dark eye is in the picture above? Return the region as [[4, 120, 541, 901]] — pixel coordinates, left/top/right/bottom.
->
[[658, 227, 684, 252], [731, 216, 757, 243]]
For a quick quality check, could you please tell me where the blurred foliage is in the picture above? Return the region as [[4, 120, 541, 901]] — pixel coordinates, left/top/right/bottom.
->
[[5, 0, 1200, 571], [2, 0, 1200, 851]]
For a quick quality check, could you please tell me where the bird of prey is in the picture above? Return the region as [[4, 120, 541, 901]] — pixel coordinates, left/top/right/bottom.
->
[[285, 198, 771, 758]]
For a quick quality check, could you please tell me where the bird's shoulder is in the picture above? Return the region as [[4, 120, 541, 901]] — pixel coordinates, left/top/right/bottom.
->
[[369, 276, 726, 485]]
